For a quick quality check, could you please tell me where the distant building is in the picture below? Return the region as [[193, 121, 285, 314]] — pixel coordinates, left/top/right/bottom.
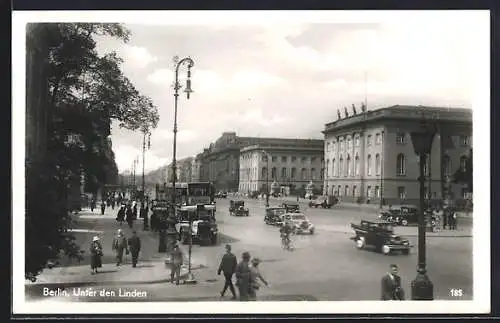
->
[[322, 105, 472, 206], [239, 139, 324, 196], [197, 132, 324, 192], [166, 157, 194, 183], [191, 154, 202, 182]]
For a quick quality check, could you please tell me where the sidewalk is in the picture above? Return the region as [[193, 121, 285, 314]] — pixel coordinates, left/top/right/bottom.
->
[[28, 207, 203, 288]]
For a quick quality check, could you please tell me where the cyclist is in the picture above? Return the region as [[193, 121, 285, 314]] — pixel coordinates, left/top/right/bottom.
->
[[279, 220, 294, 249]]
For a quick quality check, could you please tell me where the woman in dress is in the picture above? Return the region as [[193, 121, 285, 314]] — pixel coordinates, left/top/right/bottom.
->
[[90, 236, 103, 274]]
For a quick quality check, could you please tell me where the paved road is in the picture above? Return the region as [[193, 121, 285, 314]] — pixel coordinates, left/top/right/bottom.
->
[[27, 199, 473, 302], [187, 198, 473, 301]]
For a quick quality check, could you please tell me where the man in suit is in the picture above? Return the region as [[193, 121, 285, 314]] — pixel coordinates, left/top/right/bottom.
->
[[127, 230, 141, 268], [381, 264, 405, 300], [218, 244, 238, 299]]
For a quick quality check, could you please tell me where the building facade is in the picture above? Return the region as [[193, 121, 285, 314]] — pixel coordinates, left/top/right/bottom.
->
[[323, 105, 472, 206], [190, 154, 202, 182], [239, 139, 324, 195], [198, 132, 324, 192], [166, 157, 194, 183]]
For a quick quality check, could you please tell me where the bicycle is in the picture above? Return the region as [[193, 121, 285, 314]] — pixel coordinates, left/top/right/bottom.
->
[[281, 234, 293, 251]]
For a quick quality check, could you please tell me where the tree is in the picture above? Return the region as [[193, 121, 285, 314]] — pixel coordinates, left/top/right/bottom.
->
[[26, 23, 159, 281]]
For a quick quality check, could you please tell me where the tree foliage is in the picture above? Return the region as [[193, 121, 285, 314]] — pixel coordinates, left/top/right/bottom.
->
[[26, 23, 159, 281]]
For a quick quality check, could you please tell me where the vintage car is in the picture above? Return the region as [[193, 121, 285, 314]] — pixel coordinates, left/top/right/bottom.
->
[[308, 195, 339, 209], [282, 202, 301, 213], [176, 204, 218, 246], [350, 219, 411, 255], [378, 205, 419, 226], [215, 191, 227, 198], [229, 200, 249, 216], [264, 207, 287, 225], [283, 212, 315, 234]]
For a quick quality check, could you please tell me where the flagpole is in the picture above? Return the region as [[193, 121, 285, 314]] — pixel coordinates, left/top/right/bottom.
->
[[364, 70, 368, 108]]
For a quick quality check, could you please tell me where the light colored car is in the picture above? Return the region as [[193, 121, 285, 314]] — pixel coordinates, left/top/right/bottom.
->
[[284, 212, 315, 234]]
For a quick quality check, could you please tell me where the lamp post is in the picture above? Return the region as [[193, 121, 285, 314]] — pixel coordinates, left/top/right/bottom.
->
[[141, 129, 151, 230], [163, 56, 194, 272], [410, 116, 435, 300], [261, 150, 270, 207], [171, 56, 194, 208]]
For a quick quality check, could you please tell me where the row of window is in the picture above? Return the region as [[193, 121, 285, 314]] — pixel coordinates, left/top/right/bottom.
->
[[396, 154, 466, 177], [329, 185, 381, 198], [241, 155, 323, 164], [325, 153, 382, 178], [324, 153, 467, 178], [328, 185, 469, 199], [326, 133, 471, 152], [395, 133, 471, 147], [325, 132, 383, 152], [240, 167, 324, 181]]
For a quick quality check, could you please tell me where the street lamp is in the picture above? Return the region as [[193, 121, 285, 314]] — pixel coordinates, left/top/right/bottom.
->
[[160, 56, 194, 268], [261, 150, 270, 207], [410, 116, 436, 300], [171, 56, 194, 207], [141, 129, 151, 230]]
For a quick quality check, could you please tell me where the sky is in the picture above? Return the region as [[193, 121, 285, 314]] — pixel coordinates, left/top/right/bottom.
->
[[90, 11, 487, 174]]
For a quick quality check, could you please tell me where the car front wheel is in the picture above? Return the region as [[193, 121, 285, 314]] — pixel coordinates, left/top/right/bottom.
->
[[401, 219, 408, 226], [402, 249, 410, 255], [355, 237, 365, 249], [309, 228, 315, 235]]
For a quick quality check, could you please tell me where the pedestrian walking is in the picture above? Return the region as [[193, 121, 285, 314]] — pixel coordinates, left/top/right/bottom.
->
[[127, 230, 141, 268], [235, 251, 252, 301], [451, 209, 458, 230], [133, 202, 138, 220], [442, 207, 448, 230], [116, 204, 126, 225], [126, 205, 134, 228], [141, 204, 149, 231], [112, 229, 129, 266], [217, 244, 237, 299], [381, 264, 405, 300], [111, 198, 116, 210], [100, 200, 106, 215], [90, 198, 96, 212], [248, 258, 269, 301], [90, 236, 103, 274], [170, 244, 184, 285]]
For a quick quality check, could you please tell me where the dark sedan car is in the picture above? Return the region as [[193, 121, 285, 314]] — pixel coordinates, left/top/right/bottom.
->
[[264, 207, 287, 225], [350, 219, 412, 255]]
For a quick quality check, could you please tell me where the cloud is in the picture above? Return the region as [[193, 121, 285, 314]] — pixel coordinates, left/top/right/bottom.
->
[[146, 68, 174, 86], [123, 45, 158, 68], [151, 129, 199, 143], [99, 14, 485, 174]]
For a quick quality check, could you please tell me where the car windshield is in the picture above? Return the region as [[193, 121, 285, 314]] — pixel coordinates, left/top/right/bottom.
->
[[292, 215, 306, 220]]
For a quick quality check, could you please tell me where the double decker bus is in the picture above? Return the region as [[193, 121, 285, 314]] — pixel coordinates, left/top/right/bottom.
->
[[155, 181, 215, 205], [155, 182, 189, 205], [176, 182, 218, 245], [186, 181, 215, 205]]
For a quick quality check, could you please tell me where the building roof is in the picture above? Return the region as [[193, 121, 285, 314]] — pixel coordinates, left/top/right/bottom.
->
[[323, 105, 472, 134], [200, 133, 324, 158]]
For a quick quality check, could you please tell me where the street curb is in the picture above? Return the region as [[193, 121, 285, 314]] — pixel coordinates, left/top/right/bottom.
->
[[26, 268, 194, 288]]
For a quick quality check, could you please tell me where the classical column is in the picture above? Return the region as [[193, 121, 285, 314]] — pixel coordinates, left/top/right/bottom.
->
[[359, 131, 366, 199]]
